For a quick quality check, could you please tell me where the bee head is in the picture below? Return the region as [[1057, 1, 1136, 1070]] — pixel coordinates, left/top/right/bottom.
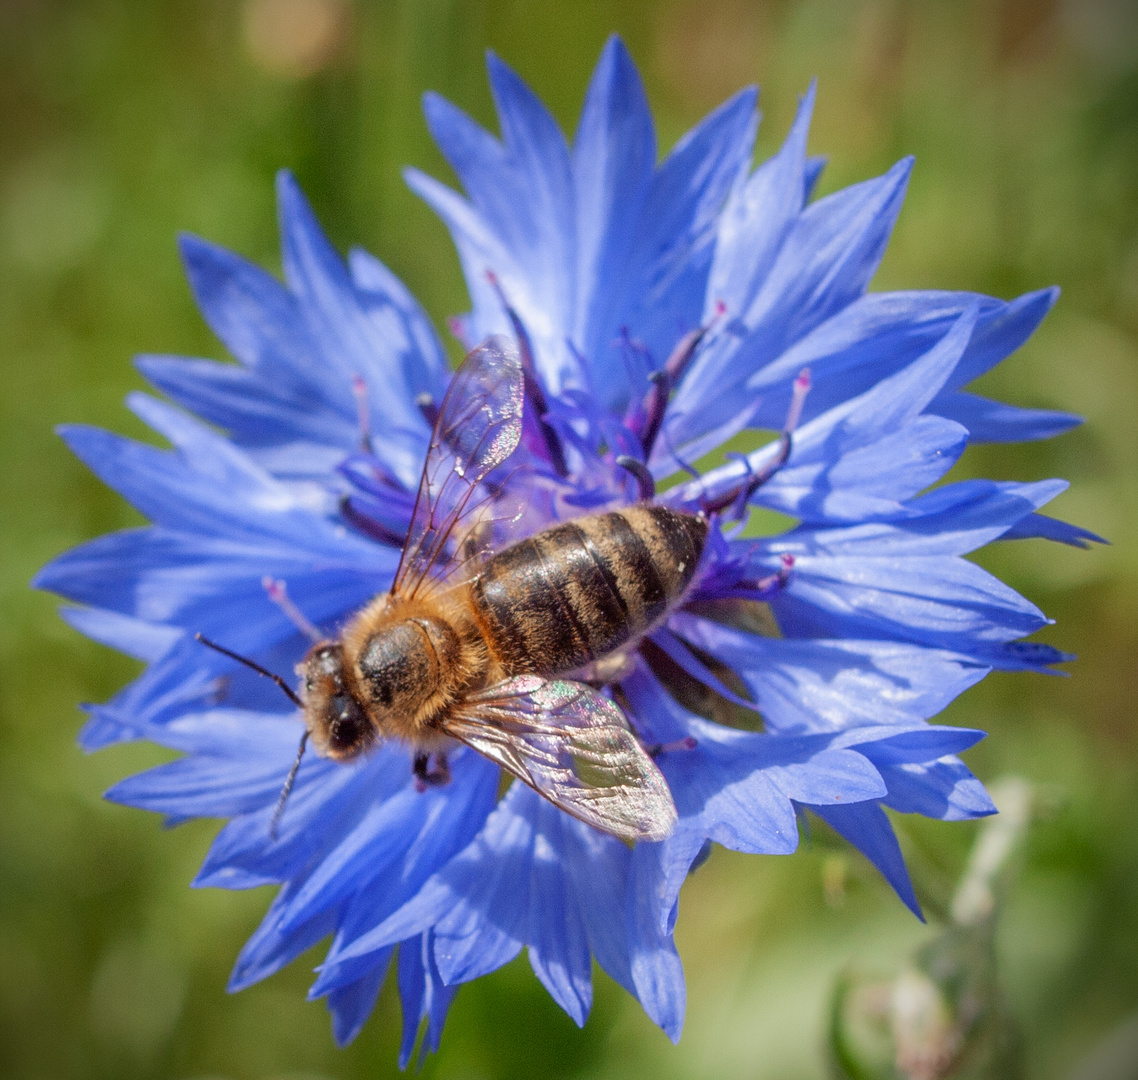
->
[[298, 643, 376, 761]]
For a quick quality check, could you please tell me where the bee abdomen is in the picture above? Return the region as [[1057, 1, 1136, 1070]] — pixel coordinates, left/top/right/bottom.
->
[[470, 505, 707, 677]]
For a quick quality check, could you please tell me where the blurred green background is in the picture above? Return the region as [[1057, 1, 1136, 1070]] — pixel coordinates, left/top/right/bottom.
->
[[2, 1, 1136, 1078]]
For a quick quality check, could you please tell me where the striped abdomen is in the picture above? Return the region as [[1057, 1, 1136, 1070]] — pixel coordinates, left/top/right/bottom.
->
[[468, 505, 707, 678]]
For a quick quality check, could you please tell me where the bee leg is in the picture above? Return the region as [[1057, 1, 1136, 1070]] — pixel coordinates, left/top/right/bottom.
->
[[428, 753, 451, 786], [412, 751, 451, 791]]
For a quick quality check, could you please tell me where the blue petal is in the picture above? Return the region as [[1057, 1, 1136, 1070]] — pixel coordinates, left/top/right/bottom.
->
[[841, 725, 986, 762], [769, 554, 1049, 658], [136, 355, 355, 476], [347, 245, 449, 394], [758, 415, 968, 523], [572, 36, 656, 382], [71, 638, 235, 750], [277, 754, 498, 936], [667, 157, 915, 446], [300, 754, 499, 999], [803, 156, 826, 201], [705, 81, 815, 323], [326, 782, 531, 979], [945, 285, 1058, 387], [814, 801, 922, 918], [193, 751, 384, 888], [37, 525, 390, 640], [559, 817, 636, 996], [745, 154, 914, 356], [276, 788, 439, 930], [669, 614, 989, 733], [178, 232, 314, 388], [319, 784, 633, 1031], [627, 843, 686, 1043], [929, 390, 1082, 443], [484, 51, 576, 333], [403, 166, 523, 355], [276, 171, 432, 485], [228, 881, 341, 992], [107, 753, 287, 819], [668, 307, 977, 514], [327, 954, 393, 1046], [58, 605, 181, 662], [1000, 511, 1107, 548], [729, 288, 1053, 437], [622, 665, 888, 929], [876, 757, 996, 821], [397, 933, 458, 1069], [525, 796, 592, 1027], [762, 478, 1072, 557], [670, 81, 815, 422], [775, 306, 976, 461], [412, 790, 534, 985], [52, 402, 378, 554], [598, 85, 758, 408]]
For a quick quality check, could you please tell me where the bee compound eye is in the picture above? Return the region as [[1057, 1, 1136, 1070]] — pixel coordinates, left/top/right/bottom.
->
[[325, 694, 372, 755]]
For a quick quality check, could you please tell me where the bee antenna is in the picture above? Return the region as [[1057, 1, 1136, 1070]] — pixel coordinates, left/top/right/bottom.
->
[[193, 632, 303, 709], [270, 731, 309, 841]]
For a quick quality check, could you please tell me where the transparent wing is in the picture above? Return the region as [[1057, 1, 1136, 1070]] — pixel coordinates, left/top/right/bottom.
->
[[443, 676, 678, 842], [392, 337, 525, 599]]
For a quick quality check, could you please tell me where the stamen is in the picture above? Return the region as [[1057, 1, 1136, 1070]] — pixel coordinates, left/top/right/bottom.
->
[[701, 367, 812, 517], [785, 368, 811, 433], [351, 374, 371, 452], [486, 271, 568, 476], [637, 369, 671, 462], [615, 455, 656, 501], [645, 735, 698, 758], [722, 451, 757, 521], [698, 552, 795, 603], [416, 392, 439, 429], [740, 554, 795, 596], [625, 304, 726, 460], [263, 577, 323, 644], [616, 327, 654, 389], [661, 423, 702, 482], [447, 315, 471, 351]]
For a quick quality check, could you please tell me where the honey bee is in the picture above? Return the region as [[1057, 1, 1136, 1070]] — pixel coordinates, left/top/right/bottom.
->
[[210, 339, 708, 843]]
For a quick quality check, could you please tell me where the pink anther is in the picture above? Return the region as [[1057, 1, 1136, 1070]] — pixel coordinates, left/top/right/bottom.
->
[[646, 735, 698, 757], [784, 368, 811, 434], [263, 576, 323, 643], [446, 315, 471, 350]]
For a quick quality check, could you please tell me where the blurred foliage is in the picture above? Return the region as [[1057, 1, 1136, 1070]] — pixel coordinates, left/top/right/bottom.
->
[[1, 1, 1136, 1078], [830, 777, 1036, 1080]]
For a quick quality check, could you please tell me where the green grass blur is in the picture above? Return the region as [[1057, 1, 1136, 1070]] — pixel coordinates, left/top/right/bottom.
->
[[1, 1, 1136, 1078]]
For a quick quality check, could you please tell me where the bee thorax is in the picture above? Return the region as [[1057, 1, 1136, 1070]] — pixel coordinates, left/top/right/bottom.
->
[[352, 613, 470, 736]]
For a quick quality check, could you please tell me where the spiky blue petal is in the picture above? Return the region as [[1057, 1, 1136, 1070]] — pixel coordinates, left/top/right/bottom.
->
[[36, 36, 1092, 1061]]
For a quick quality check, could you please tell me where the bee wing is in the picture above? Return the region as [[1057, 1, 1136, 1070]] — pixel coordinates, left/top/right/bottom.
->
[[442, 676, 678, 842], [392, 337, 525, 600]]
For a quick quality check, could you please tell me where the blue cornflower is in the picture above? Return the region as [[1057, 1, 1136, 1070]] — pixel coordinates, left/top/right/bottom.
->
[[36, 37, 1098, 1063]]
